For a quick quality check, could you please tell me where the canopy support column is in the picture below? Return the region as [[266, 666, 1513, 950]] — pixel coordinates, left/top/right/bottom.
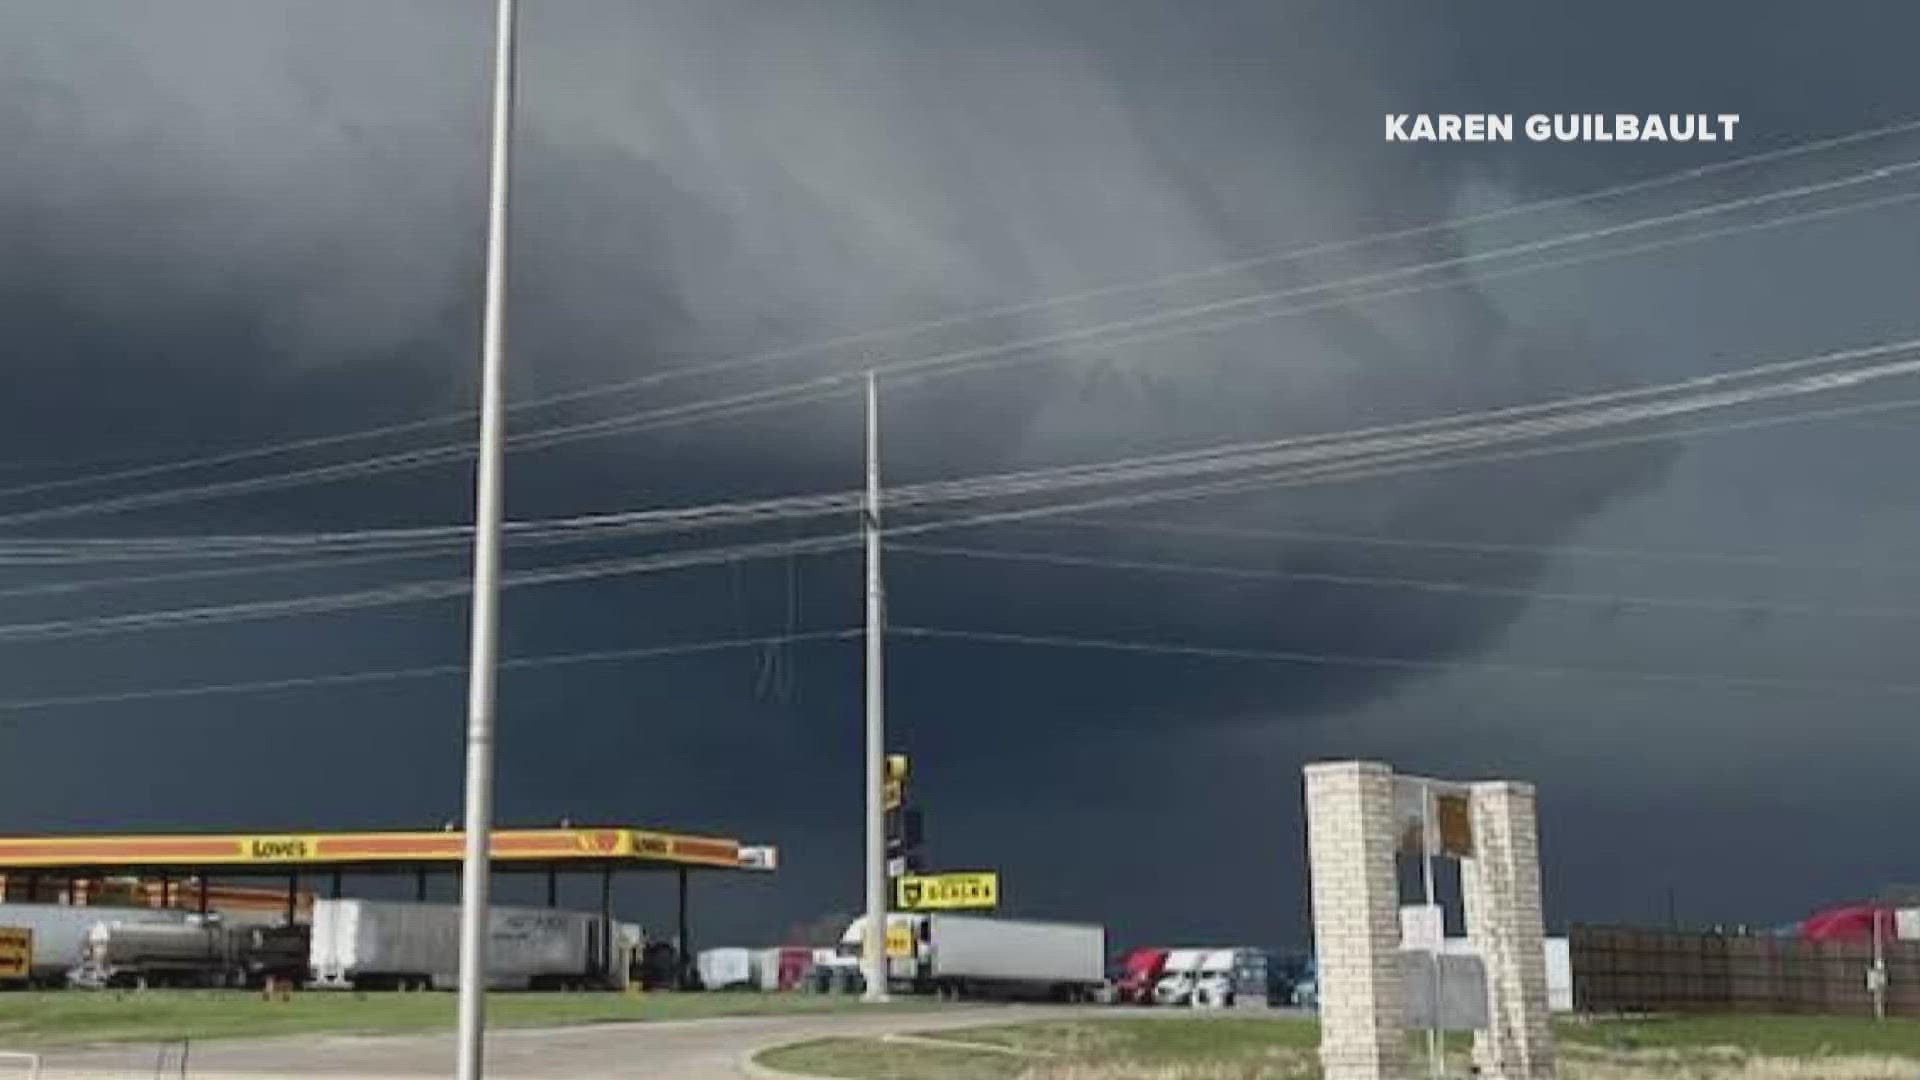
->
[[677, 868, 691, 989]]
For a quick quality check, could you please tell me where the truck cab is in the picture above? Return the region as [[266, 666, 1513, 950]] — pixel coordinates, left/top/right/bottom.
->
[[1152, 949, 1205, 1006], [838, 913, 925, 990], [1193, 949, 1239, 1008], [1113, 947, 1170, 1004]]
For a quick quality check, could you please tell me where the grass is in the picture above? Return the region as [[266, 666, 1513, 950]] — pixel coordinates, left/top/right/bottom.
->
[[759, 1016, 1320, 1080], [757, 1014, 1920, 1080], [0, 989, 906, 1049], [1564, 1014, 1920, 1059], [931, 1017, 1318, 1058]]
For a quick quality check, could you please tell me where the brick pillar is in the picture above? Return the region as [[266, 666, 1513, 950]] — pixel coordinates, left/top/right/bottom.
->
[[1463, 781, 1555, 1080], [1305, 761, 1410, 1080]]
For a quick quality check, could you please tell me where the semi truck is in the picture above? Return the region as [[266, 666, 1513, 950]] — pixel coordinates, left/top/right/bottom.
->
[[1193, 947, 1280, 1007], [843, 913, 1105, 1001], [67, 918, 306, 989], [0, 903, 191, 986], [1152, 948, 1205, 1005], [1112, 947, 1170, 1004], [309, 899, 635, 990]]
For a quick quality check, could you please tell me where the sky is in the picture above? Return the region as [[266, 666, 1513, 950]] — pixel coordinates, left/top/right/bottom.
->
[[3, 0, 1920, 951]]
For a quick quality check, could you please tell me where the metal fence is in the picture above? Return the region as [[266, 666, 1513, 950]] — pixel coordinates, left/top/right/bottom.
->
[[1570, 926, 1920, 1017]]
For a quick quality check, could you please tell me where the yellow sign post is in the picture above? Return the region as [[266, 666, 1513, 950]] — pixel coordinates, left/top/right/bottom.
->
[[0, 927, 32, 981], [895, 872, 998, 911]]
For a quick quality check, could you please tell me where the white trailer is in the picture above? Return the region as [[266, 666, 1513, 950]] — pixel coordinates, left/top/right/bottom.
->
[[0, 903, 189, 986], [1896, 909, 1920, 942], [845, 913, 1105, 1001], [309, 899, 624, 990], [695, 947, 754, 990]]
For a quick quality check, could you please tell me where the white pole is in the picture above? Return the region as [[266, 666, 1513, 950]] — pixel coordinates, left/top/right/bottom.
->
[[1872, 906, 1887, 1021], [1422, 782, 1442, 1079], [862, 372, 890, 1003], [456, 0, 517, 1075]]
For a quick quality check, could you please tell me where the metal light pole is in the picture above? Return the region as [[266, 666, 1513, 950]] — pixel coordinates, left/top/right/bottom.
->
[[1871, 908, 1888, 1021], [861, 372, 890, 1003], [456, 0, 518, 1076], [1420, 782, 1441, 1080]]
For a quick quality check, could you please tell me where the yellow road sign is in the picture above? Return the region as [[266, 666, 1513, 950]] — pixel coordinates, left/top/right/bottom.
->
[[0, 927, 31, 980], [885, 922, 915, 958], [895, 872, 998, 911]]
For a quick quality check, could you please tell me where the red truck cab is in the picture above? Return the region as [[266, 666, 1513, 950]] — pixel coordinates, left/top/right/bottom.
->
[[1113, 947, 1170, 1004]]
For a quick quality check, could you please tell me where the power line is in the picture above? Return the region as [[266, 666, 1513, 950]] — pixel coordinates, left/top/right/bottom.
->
[[889, 626, 1920, 699], [6, 349, 1920, 643], [0, 546, 461, 601], [1025, 519, 1920, 576], [0, 531, 863, 645], [889, 543, 1920, 621], [895, 389, 1920, 548], [0, 618, 1910, 714], [871, 355, 1920, 546], [12, 116, 1916, 507], [871, 167, 1920, 396], [0, 491, 870, 564], [0, 628, 860, 714], [13, 328, 1920, 567], [6, 167, 1918, 528]]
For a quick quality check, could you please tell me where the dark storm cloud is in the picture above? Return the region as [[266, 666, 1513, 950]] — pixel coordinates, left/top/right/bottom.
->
[[4, 0, 1920, 946]]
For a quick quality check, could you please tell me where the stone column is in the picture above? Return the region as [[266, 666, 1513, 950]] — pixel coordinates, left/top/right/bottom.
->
[[1305, 761, 1410, 1080], [1463, 781, 1555, 1080]]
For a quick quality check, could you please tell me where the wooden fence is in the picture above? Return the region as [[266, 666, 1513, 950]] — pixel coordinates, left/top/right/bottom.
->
[[1570, 926, 1920, 1017]]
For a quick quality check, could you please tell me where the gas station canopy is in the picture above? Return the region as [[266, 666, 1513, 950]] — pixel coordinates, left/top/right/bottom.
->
[[0, 826, 777, 874]]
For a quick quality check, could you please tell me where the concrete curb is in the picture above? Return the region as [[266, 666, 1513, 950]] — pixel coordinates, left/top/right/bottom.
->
[[738, 1030, 1051, 1079], [736, 1046, 849, 1080], [880, 1032, 1051, 1057]]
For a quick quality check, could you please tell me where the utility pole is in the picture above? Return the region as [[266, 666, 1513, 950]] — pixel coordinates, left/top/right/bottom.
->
[[456, 0, 518, 1076], [862, 372, 890, 1003]]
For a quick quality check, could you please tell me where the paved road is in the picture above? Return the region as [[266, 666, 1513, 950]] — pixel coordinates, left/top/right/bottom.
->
[[33, 1005, 1095, 1080]]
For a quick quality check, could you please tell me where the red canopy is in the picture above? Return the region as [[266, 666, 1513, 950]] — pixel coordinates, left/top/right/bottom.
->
[[1801, 905, 1897, 942]]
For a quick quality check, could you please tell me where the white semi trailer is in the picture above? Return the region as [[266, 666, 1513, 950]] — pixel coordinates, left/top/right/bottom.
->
[[0, 903, 190, 986], [843, 913, 1105, 1001], [309, 899, 633, 990]]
